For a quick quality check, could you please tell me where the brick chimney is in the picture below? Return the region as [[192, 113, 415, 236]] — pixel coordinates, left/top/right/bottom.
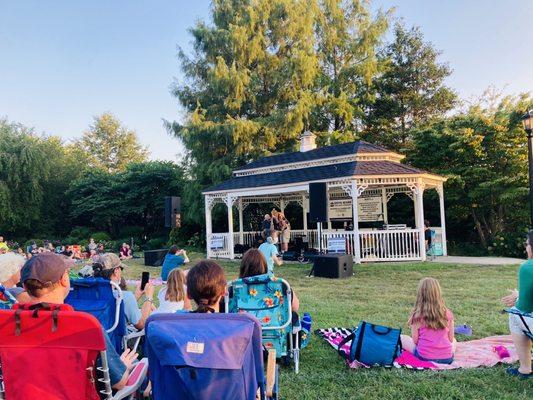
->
[[300, 131, 316, 152]]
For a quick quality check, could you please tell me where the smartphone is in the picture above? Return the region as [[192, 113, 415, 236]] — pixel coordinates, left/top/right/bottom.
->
[[140, 271, 150, 291]]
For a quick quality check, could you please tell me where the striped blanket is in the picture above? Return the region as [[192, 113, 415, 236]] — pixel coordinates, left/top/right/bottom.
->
[[316, 327, 519, 370]]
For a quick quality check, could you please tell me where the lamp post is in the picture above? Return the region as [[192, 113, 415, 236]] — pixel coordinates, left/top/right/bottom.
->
[[522, 110, 533, 226]]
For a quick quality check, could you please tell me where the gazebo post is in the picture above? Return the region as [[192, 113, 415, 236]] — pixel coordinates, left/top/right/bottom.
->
[[302, 194, 308, 241], [226, 194, 235, 259], [204, 195, 213, 258], [437, 184, 448, 256], [415, 181, 427, 261], [381, 187, 388, 224], [351, 180, 361, 263], [238, 197, 244, 246]]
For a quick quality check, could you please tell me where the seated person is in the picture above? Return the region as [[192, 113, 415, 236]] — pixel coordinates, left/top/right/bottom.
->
[[119, 243, 133, 260], [0, 236, 9, 252], [155, 268, 191, 313], [19, 252, 137, 390], [258, 231, 283, 274], [93, 253, 155, 330], [62, 245, 74, 258], [501, 230, 533, 378], [0, 252, 31, 307], [186, 260, 227, 313], [239, 249, 299, 313], [400, 277, 456, 364], [161, 245, 189, 281]]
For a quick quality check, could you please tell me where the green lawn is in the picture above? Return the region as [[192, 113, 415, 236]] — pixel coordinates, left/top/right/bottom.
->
[[121, 255, 532, 400]]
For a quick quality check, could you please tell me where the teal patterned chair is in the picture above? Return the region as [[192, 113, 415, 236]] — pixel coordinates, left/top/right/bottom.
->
[[226, 273, 302, 373]]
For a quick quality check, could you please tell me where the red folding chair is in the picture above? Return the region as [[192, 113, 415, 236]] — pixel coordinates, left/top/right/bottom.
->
[[0, 303, 147, 400]]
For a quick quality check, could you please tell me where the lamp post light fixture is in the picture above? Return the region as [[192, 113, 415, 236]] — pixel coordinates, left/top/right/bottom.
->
[[522, 110, 533, 226]]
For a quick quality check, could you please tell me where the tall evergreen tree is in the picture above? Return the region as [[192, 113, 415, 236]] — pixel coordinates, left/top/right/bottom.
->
[[81, 113, 148, 173], [312, 0, 388, 144], [170, 0, 389, 225], [364, 23, 457, 151]]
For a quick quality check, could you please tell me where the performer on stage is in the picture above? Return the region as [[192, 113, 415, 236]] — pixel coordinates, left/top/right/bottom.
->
[[279, 212, 291, 253]]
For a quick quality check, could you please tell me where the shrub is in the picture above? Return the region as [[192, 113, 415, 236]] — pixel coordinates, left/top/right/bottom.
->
[[119, 226, 144, 240], [488, 230, 527, 258], [91, 231, 112, 243], [146, 237, 167, 250], [69, 227, 91, 241]]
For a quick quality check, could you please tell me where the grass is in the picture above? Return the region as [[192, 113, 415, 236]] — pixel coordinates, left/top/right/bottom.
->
[[119, 255, 533, 400]]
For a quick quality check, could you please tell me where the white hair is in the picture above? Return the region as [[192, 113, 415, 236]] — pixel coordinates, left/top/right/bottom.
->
[[0, 252, 26, 283]]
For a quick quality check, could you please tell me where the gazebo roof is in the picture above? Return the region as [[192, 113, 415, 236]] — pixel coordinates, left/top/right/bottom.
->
[[234, 140, 390, 172], [205, 160, 434, 193], [203, 140, 445, 195]]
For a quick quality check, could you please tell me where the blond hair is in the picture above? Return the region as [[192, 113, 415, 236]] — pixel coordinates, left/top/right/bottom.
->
[[408, 277, 449, 330], [165, 268, 186, 302]]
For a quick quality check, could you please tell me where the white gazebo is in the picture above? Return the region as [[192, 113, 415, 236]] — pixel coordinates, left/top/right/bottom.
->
[[203, 134, 447, 263]]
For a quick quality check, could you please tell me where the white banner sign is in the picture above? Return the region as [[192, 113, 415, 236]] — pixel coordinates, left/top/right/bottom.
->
[[358, 197, 383, 222], [329, 197, 384, 222], [327, 237, 346, 253], [329, 199, 353, 220], [210, 235, 225, 250]]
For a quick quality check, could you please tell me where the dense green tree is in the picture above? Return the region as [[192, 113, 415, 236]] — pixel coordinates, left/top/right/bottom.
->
[[81, 113, 149, 173], [0, 119, 51, 234], [170, 0, 389, 226], [407, 93, 532, 250], [312, 0, 389, 144], [364, 23, 457, 151], [68, 161, 186, 238]]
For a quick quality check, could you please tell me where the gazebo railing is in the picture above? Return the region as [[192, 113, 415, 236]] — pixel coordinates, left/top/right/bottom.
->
[[228, 228, 423, 261], [359, 229, 421, 262]]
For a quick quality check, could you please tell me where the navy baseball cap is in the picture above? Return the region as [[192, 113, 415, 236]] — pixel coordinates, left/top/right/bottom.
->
[[21, 253, 71, 284]]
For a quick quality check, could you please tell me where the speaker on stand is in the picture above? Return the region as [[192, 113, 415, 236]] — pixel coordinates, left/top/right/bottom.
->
[[308, 182, 328, 277]]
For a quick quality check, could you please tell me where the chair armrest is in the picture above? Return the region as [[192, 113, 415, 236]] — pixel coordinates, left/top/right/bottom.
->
[[112, 358, 148, 400], [265, 349, 276, 398]]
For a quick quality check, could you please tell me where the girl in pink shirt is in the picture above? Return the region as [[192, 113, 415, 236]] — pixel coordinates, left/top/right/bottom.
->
[[401, 277, 457, 364]]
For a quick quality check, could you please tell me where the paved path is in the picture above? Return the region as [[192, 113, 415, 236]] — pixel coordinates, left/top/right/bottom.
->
[[432, 256, 524, 265]]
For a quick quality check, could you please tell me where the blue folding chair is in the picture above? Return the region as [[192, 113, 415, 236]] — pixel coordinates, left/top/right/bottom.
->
[[225, 273, 302, 373], [504, 308, 533, 340], [145, 313, 278, 400], [65, 277, 127, 353]]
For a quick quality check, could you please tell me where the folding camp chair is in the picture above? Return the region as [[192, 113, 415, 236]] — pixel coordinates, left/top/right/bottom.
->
[[225, 274, 301, 373], [145, 313, 278, 400], [0, 303, 147, 400], [66, 277, 143, 353], [504, 308, 533, 340]]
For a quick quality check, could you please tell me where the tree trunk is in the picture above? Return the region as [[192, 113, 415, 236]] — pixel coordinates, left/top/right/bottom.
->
[[471, 208, 487, 248]]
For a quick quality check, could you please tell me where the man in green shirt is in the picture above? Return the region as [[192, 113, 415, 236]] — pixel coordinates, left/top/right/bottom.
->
[[501, 232, 533, 378]]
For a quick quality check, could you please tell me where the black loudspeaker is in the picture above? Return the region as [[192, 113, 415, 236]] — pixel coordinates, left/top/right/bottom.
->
[[144, 249, 169, 267], [309, 182, 328, 223], [165, 196, 181, 228], [313, 254, 353, 279]]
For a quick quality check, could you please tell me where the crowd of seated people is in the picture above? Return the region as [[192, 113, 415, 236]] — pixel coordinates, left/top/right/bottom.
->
[[1, 227, 531, 400]]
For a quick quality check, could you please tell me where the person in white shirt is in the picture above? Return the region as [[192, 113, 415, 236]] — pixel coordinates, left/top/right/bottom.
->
[[155, 268, 191, 313]]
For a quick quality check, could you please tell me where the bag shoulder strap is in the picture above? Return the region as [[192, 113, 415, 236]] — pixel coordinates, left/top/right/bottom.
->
[[337, 331, 356, 359], [353, 321, 366, 361]]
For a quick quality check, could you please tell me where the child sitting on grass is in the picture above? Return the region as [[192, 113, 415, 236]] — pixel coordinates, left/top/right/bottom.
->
[[401, 277, 457, 364], [155, 268, 191, 313]]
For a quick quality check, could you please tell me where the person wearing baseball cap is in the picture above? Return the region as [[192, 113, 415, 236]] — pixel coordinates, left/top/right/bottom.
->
[[0, 252, 28, 308], [92, 253, 155, 330], [20, 252, 137, 390]]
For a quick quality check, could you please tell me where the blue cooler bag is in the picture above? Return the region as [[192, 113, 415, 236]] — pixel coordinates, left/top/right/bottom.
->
[[338, 321, 401, 366]]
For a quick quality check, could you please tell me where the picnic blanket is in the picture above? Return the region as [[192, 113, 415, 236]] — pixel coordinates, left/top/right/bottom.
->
[[317, 327, 519, 370]]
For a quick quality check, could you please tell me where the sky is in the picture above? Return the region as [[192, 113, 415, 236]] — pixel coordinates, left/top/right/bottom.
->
[[1, 1, 532, 162]]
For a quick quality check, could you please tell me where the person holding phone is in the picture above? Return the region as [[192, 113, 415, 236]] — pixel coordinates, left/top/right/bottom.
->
[[161, 245, 190, 281], [93, 253, 155, 330]]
